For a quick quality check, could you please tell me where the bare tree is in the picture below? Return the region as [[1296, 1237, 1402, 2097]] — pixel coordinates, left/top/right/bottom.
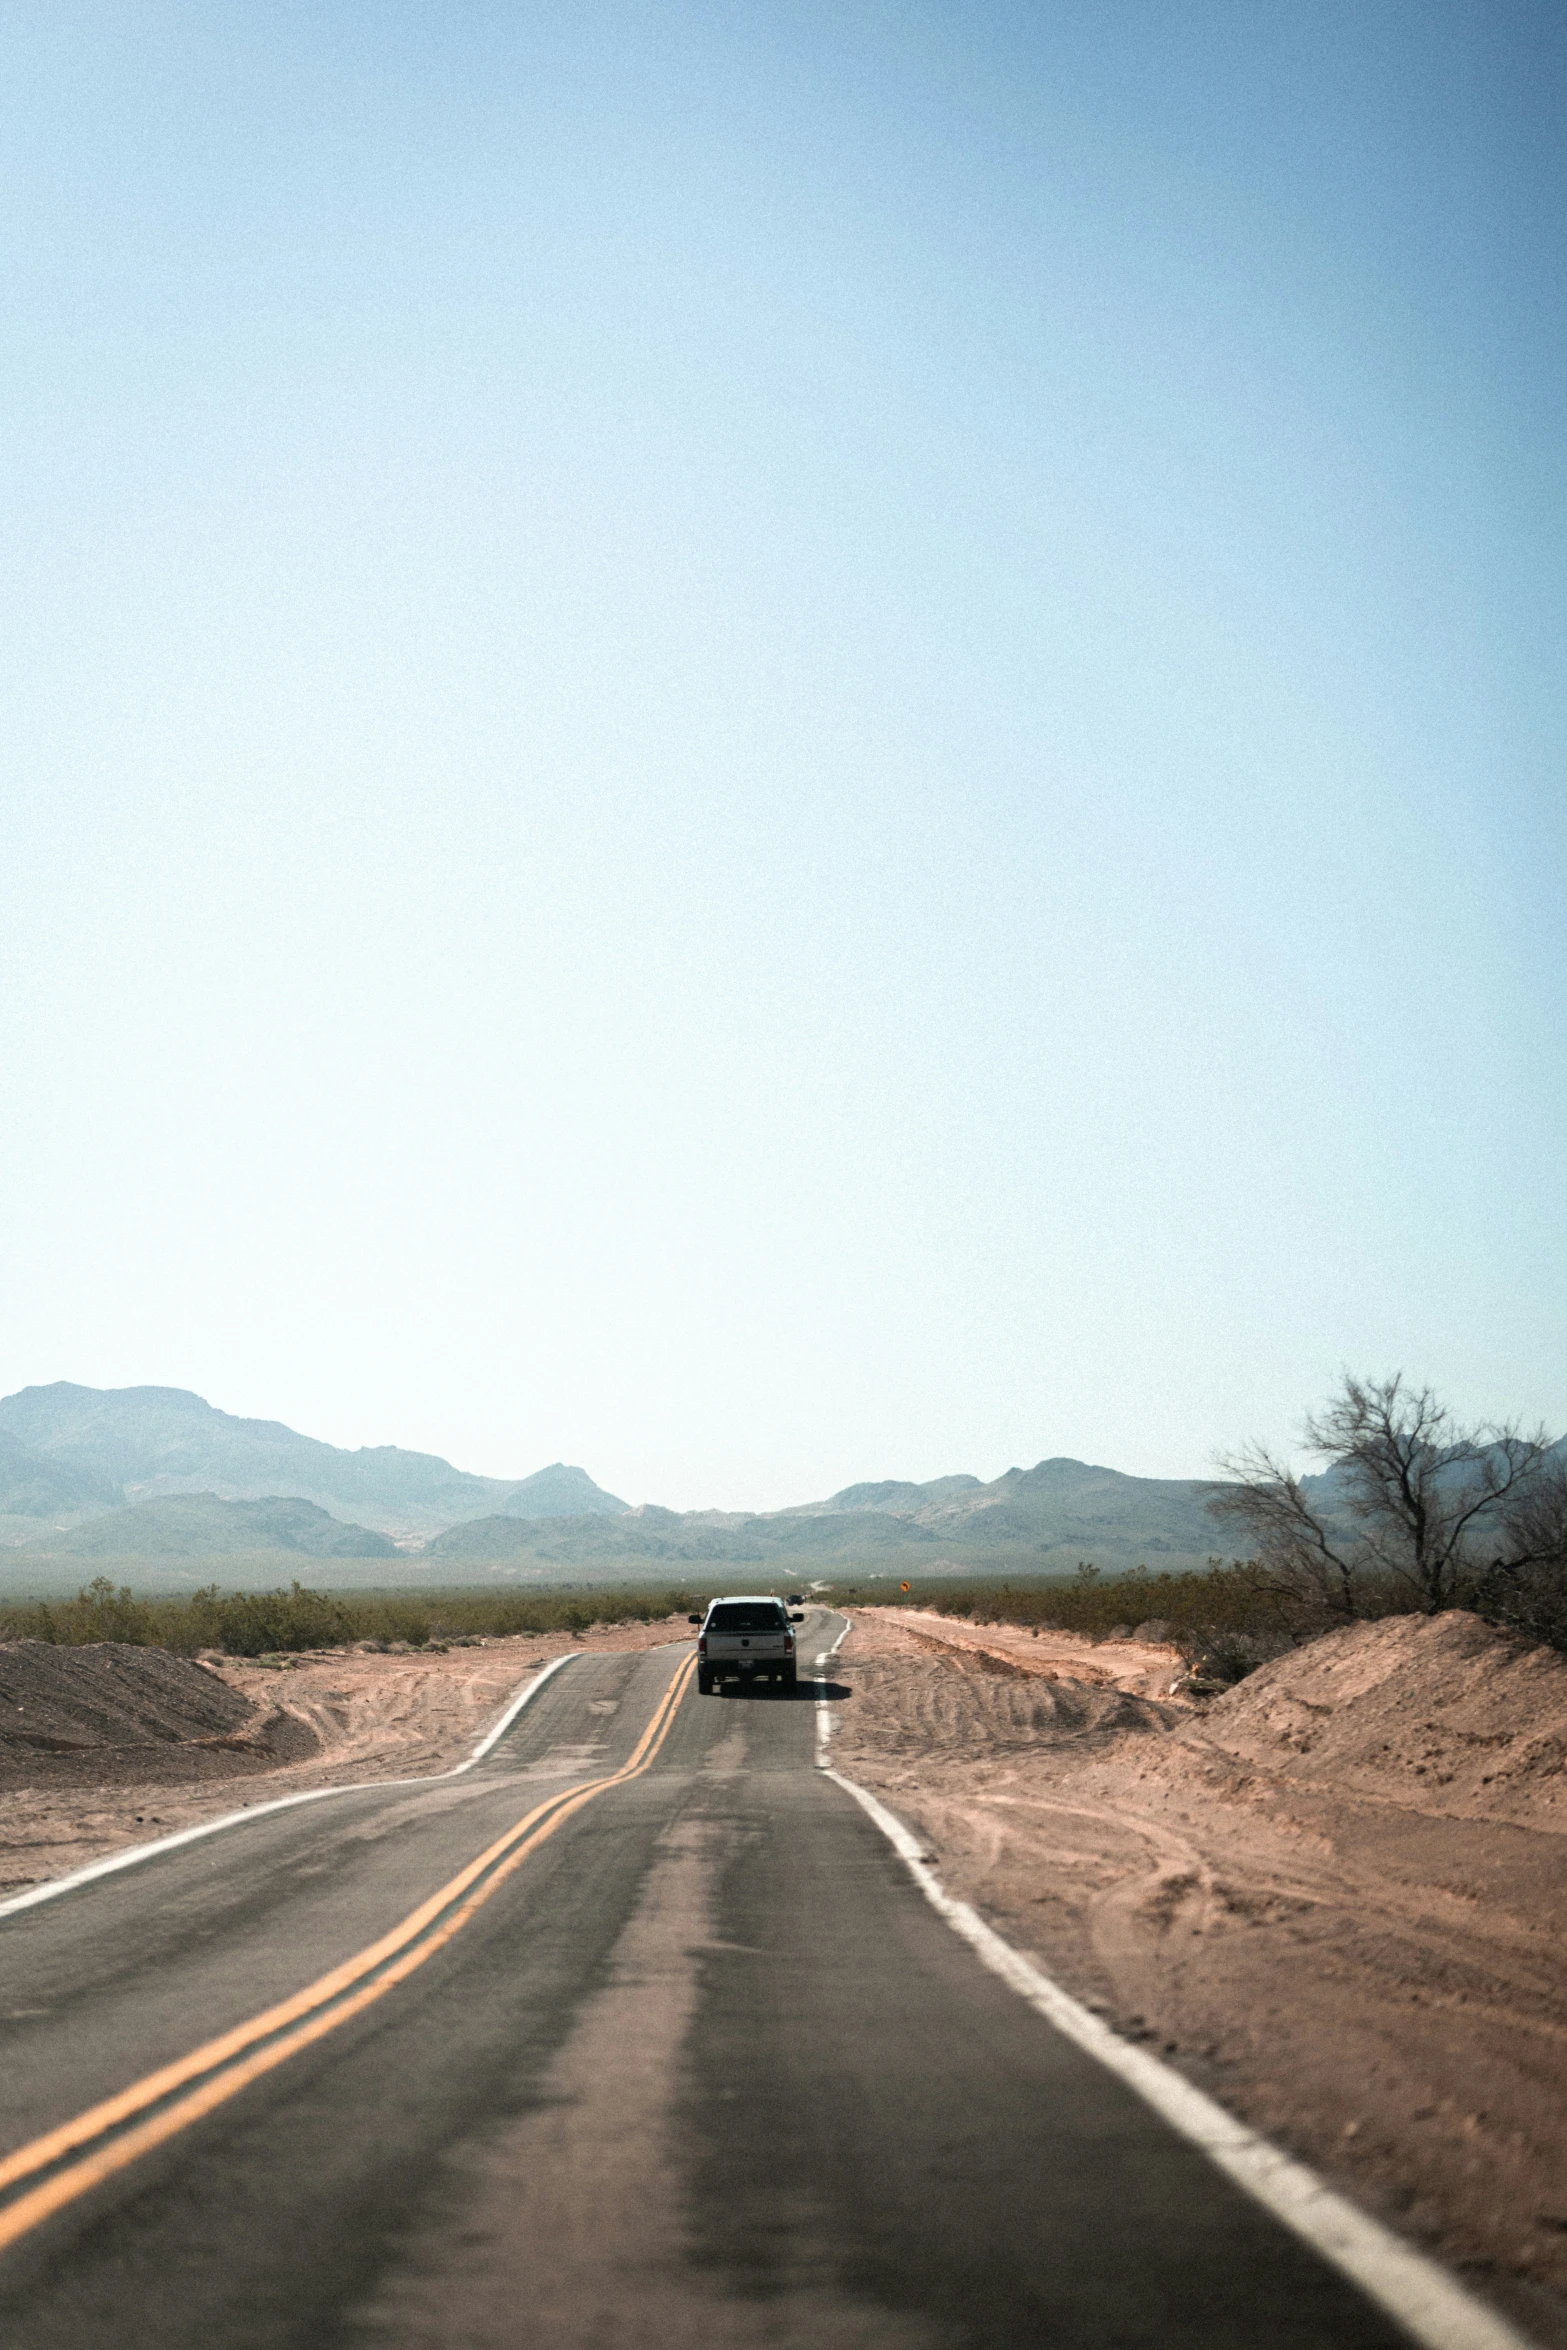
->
[[1476, 1459, 1567, 1649], [1307, 1373, 1553, 1614], [1210, 1373, 1558, 1623], [1499, 1456, 1567, 1572], [1206, 1441, 1364, 1622]]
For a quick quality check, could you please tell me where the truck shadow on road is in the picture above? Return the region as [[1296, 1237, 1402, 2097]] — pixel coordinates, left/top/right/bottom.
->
[[713, 1679, 852, 1702]]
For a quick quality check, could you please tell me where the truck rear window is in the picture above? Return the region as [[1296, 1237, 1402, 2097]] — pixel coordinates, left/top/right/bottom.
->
[[707, 1604, 785, 1630]]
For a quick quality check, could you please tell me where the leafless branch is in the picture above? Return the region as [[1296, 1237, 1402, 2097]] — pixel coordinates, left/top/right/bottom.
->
[[1206, 1441, 1366, 1621]]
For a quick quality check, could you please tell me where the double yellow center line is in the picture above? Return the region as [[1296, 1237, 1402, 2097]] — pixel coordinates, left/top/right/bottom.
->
[[0, 1650, 696, 2256]]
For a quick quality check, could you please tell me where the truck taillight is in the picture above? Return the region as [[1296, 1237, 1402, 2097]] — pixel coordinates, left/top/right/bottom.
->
[[698, 1636, 707, 1654]]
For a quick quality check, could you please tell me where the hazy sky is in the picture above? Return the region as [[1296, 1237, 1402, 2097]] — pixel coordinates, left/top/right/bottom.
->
[[3, 2, 1563, 1509]]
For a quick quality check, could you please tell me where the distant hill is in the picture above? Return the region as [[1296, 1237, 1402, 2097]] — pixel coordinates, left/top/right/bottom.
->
[[491, 1463, 627, 1518], [0, 1384, 624, 1539], [808, 1476, 983, 1512], [0, 1428, 120, 1518], [30, 1493, 399, 1559], [785, 1456, 1233, 1558]]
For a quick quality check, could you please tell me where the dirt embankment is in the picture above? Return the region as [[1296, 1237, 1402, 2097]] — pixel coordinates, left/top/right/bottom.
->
[[0, 1619, 691, 1899], [0, 1640, 318, 1792], [833, 1607, 1567, 2347], [868, 1608, 1193, 1705]]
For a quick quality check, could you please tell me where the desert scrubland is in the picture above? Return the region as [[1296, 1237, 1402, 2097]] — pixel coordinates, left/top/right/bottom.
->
[[3, 1605, 1565, 2343]]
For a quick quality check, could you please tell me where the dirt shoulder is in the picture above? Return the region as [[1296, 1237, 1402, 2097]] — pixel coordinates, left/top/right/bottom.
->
[[831, 1607, 1567, 2348], [0, 1618, 691, 1900]]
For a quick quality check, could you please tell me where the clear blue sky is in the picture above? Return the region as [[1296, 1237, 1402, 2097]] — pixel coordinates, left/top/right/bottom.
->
[[3, 2, 1562, 1508]]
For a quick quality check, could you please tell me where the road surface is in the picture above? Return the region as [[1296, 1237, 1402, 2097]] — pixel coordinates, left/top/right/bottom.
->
[[0, 1612, 1429, 2346]]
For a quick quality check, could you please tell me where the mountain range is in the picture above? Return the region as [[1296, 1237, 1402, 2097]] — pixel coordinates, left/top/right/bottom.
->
[[0, 1382, 1262, 1587], [0, 1385, 625, 1538], [423, 1455, 1236, 1574]]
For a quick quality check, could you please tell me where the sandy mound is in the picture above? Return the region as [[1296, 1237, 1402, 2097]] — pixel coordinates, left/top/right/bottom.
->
[[1201, 1611, 1567, 1828], [0, 1640, 318, 1789], [834, 1642, 1174, 1759]]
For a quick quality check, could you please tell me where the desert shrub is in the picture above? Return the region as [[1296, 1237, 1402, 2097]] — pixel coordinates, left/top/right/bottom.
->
[[0, 1581, 712, 1657], [0, 1577, 164, 1647], [851, 1560, 1376, 1679], [856, 1561, 1289, 1641], [181, 1583, 360, 1657], [1471, 1556, 1567, 1654], [1181, 1626, 1297, 1688]]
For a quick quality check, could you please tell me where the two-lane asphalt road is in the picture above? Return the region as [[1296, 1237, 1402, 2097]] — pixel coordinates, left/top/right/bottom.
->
[[0, 1613, 1454, 2346]]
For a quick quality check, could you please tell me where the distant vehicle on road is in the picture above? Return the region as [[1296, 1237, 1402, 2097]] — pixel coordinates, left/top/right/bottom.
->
[[689, 1596, 805, 1694]]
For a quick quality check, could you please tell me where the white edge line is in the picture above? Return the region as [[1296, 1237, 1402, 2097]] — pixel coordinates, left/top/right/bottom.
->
[[0, 1652, 584, 1924], [461, 1651, 579, 1768], [825, 1764, 1536, 2350], [812, 1612, 850, 1767]]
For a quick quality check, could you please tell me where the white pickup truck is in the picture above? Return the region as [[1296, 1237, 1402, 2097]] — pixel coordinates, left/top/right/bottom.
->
[[690, 1596, 806, 1694]]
